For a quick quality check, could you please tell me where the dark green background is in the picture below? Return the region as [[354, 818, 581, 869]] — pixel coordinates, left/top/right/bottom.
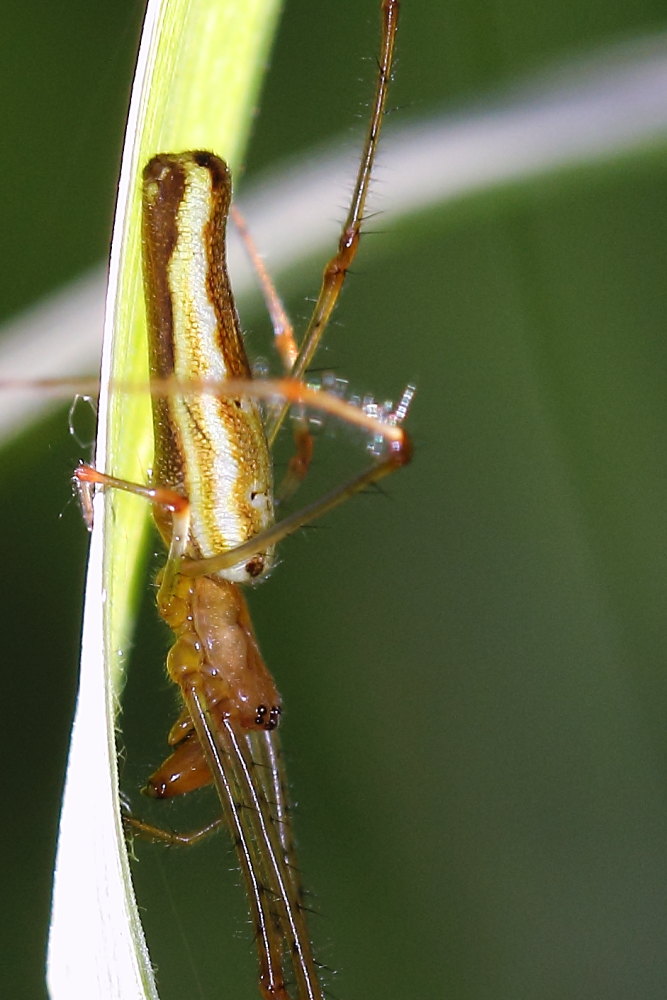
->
[[3, 1, 667, 998]]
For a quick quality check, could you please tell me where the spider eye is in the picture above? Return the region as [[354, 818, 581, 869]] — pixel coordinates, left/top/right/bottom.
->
[[255, 704, 281, 730], [255, 704, 267, 726]]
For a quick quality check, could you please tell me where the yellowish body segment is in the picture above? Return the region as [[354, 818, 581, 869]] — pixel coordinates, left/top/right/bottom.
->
[[142, 152, 274, 583]]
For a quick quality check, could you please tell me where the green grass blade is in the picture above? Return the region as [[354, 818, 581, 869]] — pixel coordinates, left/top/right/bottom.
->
[[47, 2, 282, 997]]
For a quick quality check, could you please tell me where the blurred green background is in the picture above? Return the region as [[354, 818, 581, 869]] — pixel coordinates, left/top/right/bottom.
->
[[3, 1, 667, 998]]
